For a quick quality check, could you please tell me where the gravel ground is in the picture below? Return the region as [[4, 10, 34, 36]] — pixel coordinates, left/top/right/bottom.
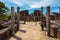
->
[[9, 22, 57, 40]]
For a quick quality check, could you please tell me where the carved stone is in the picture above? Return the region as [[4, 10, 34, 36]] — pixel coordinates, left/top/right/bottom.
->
[[40, 7, 44, 30], [11, 7, 15, 35], [17, 7, 20, 30], [46, 6, 50, 36]]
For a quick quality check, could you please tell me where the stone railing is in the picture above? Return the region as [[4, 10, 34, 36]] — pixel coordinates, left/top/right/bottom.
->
[[0, 21, 18, 40]]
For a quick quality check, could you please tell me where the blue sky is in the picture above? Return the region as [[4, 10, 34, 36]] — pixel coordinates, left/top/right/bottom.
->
[[0, 0, 60, 15]]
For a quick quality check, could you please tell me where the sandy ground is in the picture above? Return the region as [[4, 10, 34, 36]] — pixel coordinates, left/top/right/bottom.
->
[[9, 22, 57, 40]]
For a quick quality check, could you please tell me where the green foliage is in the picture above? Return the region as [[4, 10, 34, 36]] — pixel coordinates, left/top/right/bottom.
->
[[0, 1, 9, 21], [1, 14, 11, 21], [0, 2, 8, 13]]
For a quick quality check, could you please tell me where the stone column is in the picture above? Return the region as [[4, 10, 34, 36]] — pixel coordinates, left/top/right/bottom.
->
[[59, 6, 60, 20], [15, 13, 17, 24], [46, 6, 50, 36], [24, 14, 26, 24], [41, 7, 43, 21], [41, 7, 43, 16], [54, 14, 57, 21], [41, 7, 44, 30], [17, 7, 20, 30], [11, 7, 15, 35]]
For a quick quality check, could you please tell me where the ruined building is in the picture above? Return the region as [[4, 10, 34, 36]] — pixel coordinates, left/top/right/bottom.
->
[[20, 10, 41, 21]]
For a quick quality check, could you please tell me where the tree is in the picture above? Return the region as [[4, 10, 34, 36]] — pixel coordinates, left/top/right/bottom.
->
[[0, 1, 8, 21]]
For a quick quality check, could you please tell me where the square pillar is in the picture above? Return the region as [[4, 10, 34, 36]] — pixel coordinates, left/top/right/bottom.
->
[[24, 14, 26, 24], [11, 7, 15, 35], [41, 7, 44, 30], [17, 7, 20, 30], [46, 6, 50, 36]]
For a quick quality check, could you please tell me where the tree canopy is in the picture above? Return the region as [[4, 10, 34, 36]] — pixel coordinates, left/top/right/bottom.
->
[[0, 1, 10, 21], [0, 1, 8, 14]]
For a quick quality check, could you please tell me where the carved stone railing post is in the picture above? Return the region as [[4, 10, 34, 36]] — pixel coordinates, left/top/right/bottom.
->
[[11, 7, 15, 35], [17, 7, 20, 30], [46, 6, 50, 36]]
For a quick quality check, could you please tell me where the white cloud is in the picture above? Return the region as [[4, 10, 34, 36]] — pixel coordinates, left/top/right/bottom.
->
[[1, 0, 60, 9], [12, 0, 23, 6], [3, 0, 23, 6], [10, 0, 60, 9], [30, 0, 57, 9]]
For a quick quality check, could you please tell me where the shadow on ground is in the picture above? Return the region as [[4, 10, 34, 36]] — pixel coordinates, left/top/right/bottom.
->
[[19, 29, 26, 33], [13, 35, 22, 40]]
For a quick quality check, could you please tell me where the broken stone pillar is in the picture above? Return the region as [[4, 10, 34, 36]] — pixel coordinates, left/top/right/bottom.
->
[[41, 7, 44, 30], [17, 7, 20, 30], [59, 6, 60, 20], [41, 7, 43, 21], [46, 6, 50, 36], [11, 7, 15, 35], [41, 7, 43, 17], [55, 14, 57, 21], [24, 14, 26, 24]]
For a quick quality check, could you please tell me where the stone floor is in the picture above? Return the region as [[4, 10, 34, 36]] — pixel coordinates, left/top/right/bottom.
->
[[9, 22, 57, 40]]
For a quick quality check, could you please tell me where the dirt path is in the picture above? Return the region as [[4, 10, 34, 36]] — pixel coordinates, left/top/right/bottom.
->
[[9, 22, 56, 40]]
